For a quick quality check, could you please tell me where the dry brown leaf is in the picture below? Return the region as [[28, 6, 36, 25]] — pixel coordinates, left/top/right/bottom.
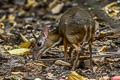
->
[[67, 71, 89, 80], [51, 3, 64, 14], [47, 73, 55, 79], [55, 60, 71, 66]]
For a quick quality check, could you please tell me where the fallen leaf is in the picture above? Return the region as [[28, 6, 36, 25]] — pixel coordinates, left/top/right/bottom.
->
[[103, 2, 120, 20], [49, 0, 58, 9], [19, 41, 32, 48], [67, 71, 89, 80], [25, 0, 37, 8], [47, 73, 55, 79], [8, 14, 15, 21], [0, 29, 4, 35], [8, 48, 30, 56], [0, 15, 6, 22], [0, 23, 4, 29], [98, 46, 109, 53], [51, 3, 64, 14], [11, 71, 23, 75], [4, 45, 12, 50], [55, 60, 71, 66], [34, 78, 42, 80], [9, 20, 17, 27], [0, 23, 5, 34]]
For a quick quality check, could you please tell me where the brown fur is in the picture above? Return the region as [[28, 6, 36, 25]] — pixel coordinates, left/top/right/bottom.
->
[[36, 6, 97, 70]]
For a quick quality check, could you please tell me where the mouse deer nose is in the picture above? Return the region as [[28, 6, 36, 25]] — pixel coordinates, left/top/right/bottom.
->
[[37, 42, 42, 47]]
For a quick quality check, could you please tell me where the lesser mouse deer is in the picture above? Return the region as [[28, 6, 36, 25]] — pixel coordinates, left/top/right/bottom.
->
[[34, 7, 98, 70]]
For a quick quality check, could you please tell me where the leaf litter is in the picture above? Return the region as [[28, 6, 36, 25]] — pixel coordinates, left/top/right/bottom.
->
[[0, 0, 120, 80]]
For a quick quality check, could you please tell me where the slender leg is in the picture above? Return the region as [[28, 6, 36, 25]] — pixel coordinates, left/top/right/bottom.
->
[[89, 41, 93, 71], [68, 46, 74, 61], [72, 44, 81, 70], [63, 38, 68, 61]]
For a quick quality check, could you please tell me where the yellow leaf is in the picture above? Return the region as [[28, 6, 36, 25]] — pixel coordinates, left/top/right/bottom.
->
[[67, 71, 89, 80], [0, 23, 4, 29], [49, 0, 58, 9], [98, 46, 109, 53], [103, 2, 120, 20], [8, 48, 30, 56], [19, 41, 32, 48], [26, 0, 37, 8], [20, 33, 29, 42], [8, 14, 15, 21], [19, 8, 26, 15], [0, 15, 6, 22], [9, 20, 17, 26], [4, 45, 9, 50], [0, 28, 4, 34], [11, 71, 23, 75], [4, 45, 12, 50], [104, 2, 117, 9]]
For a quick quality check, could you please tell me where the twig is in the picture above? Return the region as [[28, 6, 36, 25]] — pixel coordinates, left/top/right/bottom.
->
[[91, 52, 120, 58], [37, 51, 120, 61], [31, 30, 38, 40]]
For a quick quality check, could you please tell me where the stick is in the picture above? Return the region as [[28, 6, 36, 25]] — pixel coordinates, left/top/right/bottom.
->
[[38, 51, 120, 61]]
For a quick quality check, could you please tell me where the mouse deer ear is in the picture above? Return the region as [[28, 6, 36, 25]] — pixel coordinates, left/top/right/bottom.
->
[[43, 25, 51, 38]]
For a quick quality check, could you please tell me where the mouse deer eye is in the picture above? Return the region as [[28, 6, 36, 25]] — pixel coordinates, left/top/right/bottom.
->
[[95, 30, 100, 37], [37, 34, 47, 47]]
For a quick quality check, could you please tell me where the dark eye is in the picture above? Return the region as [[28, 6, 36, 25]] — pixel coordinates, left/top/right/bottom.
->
[[37, 42, 42, 47]]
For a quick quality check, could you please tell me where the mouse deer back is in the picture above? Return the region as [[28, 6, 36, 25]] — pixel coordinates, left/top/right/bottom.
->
[[34, 7, 98, 70]]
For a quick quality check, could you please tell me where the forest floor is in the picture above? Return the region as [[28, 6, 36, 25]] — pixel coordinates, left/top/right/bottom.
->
[[0, 0, 120, 80]]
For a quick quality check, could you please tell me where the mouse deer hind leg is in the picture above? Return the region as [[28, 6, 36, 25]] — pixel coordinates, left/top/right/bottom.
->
[[63, 37, 68, 61], [88, 37, 94, 71], [72, 43, 84, 70], [68, 46, 74, 61]]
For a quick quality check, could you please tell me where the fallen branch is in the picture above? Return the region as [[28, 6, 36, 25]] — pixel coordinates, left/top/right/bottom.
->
[[37, 51, 120, 61]]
